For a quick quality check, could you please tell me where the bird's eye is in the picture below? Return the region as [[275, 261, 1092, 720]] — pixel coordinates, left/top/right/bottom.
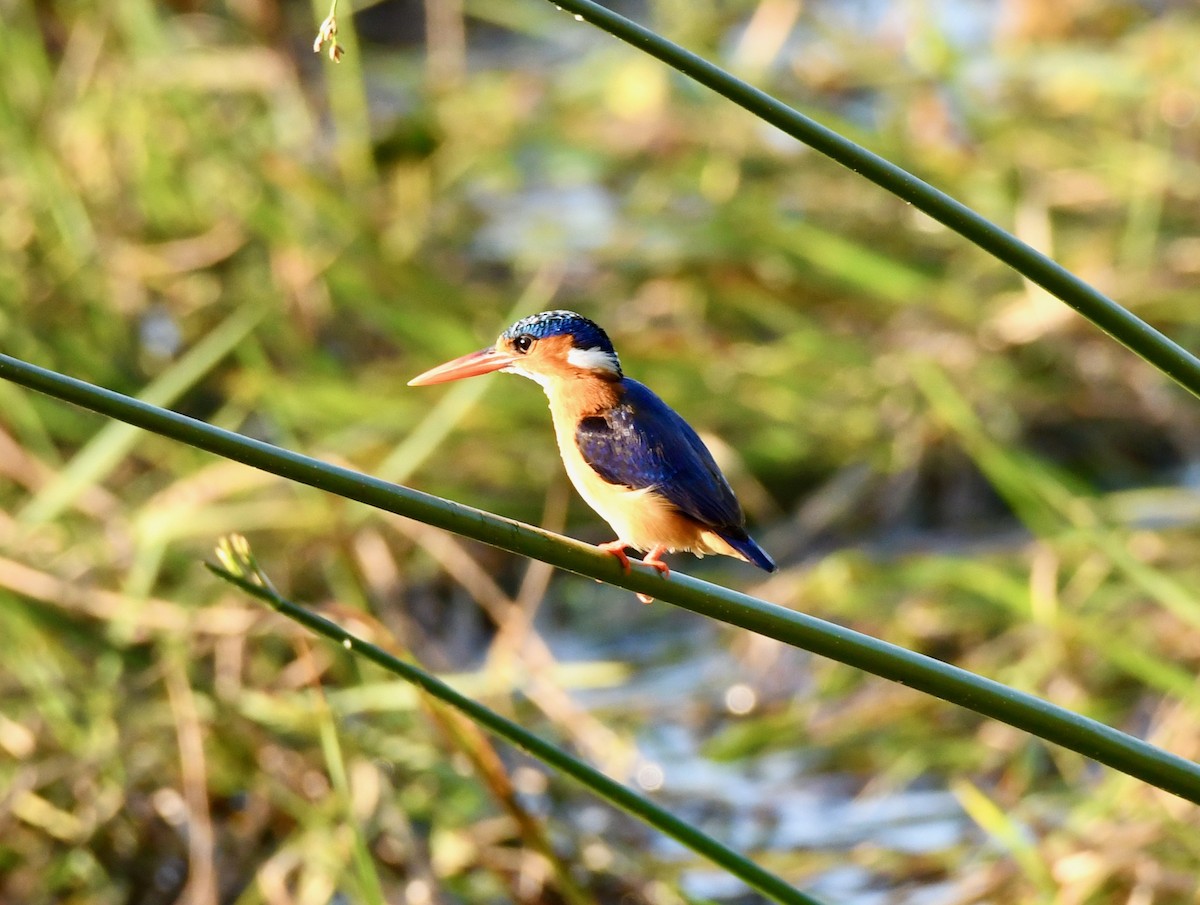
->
[[513, 334, 534, 354]]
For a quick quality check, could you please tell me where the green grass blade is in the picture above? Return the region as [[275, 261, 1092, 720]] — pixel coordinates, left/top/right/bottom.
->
[[952, 779, 1055, 895], [373, 265, 561, 485], [3, 352, 1200, 805], [311, 675, 389, 905], [914, 360, 1200, 630], [18, 303, 268, 526]]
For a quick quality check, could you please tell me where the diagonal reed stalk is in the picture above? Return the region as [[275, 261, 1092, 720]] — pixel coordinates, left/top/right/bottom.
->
[[208, 540, 822, 905], [544, 0, 1200, 401], [3, 351, 1199, 806]]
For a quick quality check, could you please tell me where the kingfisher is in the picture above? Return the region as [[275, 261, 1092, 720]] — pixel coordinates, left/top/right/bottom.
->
[[408, 310, 776, 601]]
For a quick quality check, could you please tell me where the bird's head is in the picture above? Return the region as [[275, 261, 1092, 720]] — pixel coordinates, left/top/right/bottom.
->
[[408, 310, 622, 387]]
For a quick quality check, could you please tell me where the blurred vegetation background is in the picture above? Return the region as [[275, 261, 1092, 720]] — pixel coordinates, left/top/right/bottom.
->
[[3, 0, 1200, 902]]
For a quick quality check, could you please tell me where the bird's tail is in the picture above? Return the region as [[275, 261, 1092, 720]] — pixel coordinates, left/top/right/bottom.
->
[[718, 529, 777, 573]]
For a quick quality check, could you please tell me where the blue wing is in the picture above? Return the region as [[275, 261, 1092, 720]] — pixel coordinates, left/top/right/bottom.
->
[[575, 379, 745, 531]]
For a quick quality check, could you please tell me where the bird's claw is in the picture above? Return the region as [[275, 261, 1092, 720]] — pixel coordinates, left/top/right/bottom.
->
[[637, 547, 670, 602], [597, 540, 632, 573], [642, 558, 670, 578], [598, 541, 671, 603]]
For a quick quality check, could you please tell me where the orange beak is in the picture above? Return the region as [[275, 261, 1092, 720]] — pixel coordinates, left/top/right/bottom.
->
[[407, 347, 516, 386]]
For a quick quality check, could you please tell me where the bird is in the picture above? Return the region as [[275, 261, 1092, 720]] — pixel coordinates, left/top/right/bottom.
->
[[408, 310, 776, 601]]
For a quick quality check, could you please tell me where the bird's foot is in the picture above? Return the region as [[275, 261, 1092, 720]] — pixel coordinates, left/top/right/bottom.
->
[[641, 546, 671, 577], [598, 541, 670, 603], [636, 545, 671, 604], [597, 539, 632, 573]]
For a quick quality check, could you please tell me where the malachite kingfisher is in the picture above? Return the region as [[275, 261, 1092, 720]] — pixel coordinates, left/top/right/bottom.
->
[[408, 310, 776, 601]]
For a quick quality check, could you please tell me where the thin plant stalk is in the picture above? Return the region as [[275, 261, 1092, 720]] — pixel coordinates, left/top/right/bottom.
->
[[208, 544, 822, 905], [3, 352, 1199, 805], [543, 0, 1200, 400]]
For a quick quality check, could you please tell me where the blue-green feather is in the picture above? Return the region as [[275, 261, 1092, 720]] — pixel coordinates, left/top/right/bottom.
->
[[575, 380, 775, 572]]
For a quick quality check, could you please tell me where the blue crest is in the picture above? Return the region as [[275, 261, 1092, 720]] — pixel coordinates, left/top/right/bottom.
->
[[502, 310, 616, 355]]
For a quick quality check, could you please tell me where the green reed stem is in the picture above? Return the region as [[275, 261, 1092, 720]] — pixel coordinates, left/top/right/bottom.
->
[[208, 563, 821, 905], [2, 352, 1199, 805], [543, 0, 1200, 399]]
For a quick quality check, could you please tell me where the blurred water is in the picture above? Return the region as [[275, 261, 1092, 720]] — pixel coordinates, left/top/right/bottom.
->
[[471, 181, 618, 263], [545, 612, 978, 904]]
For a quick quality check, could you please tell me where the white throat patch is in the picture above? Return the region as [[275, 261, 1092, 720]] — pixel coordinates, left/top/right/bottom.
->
[[501, 365, 550, 387], [566, 346, 620, 375]]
